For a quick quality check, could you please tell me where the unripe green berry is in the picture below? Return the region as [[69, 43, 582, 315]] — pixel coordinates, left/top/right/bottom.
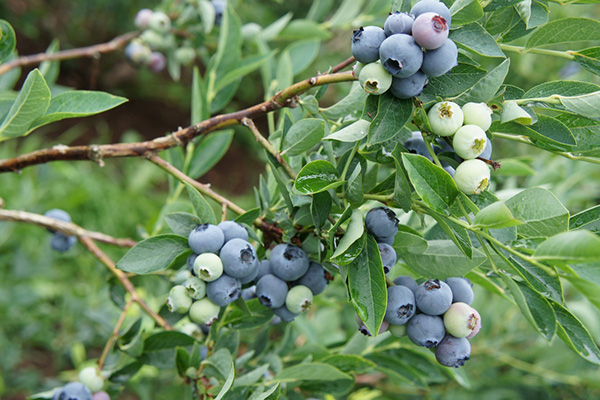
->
[[193, 253, 223, 282], [428, 101, 464, 137], [78, 366, 104, 392], [167, 285, 193, 313], [388, 324, 406, 338], [189, 298, 220, 325], [454, 159, 490, 195], [175, 47, 196, 66], [186, 366, 198, 379], [149, 11, 171, 33], [141, 30, 171, 51], [358, 62, 392, 95], [443, 302, 480, 338], [184, 276, 207, 299], [452, 125, 487, 160], [285, 285, 313, 314], [462, 102, 493, 131]]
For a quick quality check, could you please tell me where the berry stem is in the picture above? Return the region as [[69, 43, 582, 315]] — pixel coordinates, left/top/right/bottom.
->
[[499, 44, 575, 60], [422, 133, 444, 168], [98, 299, 134, 370]]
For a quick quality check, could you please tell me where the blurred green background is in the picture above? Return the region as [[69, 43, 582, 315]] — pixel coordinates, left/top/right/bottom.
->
[[1, 0, 600, 399]]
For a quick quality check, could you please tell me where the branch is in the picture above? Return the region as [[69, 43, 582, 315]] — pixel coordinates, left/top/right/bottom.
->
[[0, 71, 356, 173], [0, 31, 139, 76], [0, 209, 136, 247]]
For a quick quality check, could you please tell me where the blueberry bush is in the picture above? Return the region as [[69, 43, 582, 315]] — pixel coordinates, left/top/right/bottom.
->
[[1, 0, 600, 398]]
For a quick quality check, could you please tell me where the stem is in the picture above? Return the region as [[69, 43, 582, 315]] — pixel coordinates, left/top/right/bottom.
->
[[514, 96, 563, 106], [242, 118, 296, 179], [221, 202, 228, 222], [340, 142, 360, 182], [422, 134, 443, 168], [98, 299, 134, 370], [362, 193, 395, 202], [499, 44, 575, 60]]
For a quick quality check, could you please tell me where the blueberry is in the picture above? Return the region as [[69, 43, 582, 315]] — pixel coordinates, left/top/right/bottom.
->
[[403, 131, 433, 161], [406, 313, 446, 347], [256, 274, 289, 308], [78, 366, 104, 392], [453, 125, 488, 160], [466, 308, 482, 339], [428, 101, 464, 137], [385, 285, 416, 325], [443, 302, 481, 338], [412, 12, 449, 50], [462, 102, 493, 132], [292, 261, 329, 295], [389, 324, 407, 338], [384, 12, 414, 36], [167, 285, 193, 313], [285, 285, 313, 314], [358, 62, 393, 95], [421, 38, 458, 77], [273, 305, 298, 322], [212, 0, 227, 26], [445, 277, 474, 305], [435, 335, 471, 368], [206, 274, 241, 306], [444, 165, 456, 177], [353, 61, 365, 78], [134, 8, 154, 29], [365, 207, 399, 245], [410, 0, 452, 26], [188, 224, 225, 254], [44, 208, 71, 225], [358, 319, 389, 336], [193, 253, 223, 282], [255, 259, 272, 283], [51, 233, 77, 252], [141, 30, 172, 51], [148, 11, 171, 33], [174, 47, 196, 66], [217, 221, 249, 243], [351, 26, 387, 64], [92, 392, 111, 400], [148, 51, 167, 73], [480, 139, 493, 160], [239, 261, 259, 284], [220, 238, 258, 279], [189, 298, 220, 325], [124, 41, 152, 65], [55, 382, 92, 400], [393, 275, 419, 294], [378, 243, 397, 274], [379, 34, 423, 78], [241, 285, 256, 301], [270, 244, 310, 281], [187, 253, 198, 275], [415, 279, 453, 315], [454, 159, 490, 195], [184, 276, 207, 300], [390, 71, 428, 99]]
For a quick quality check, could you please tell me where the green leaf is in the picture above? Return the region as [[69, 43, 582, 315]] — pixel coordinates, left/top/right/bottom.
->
[[526, 18, 600, 48], [214, 360, 235, 400], [27, 90, 127, 134], [189, 130, 234, 178], [400, 240, 486, 278], [534, 231, 600, 263], [484, 0, 522, 11], [192, 66, 208, 123], [345, 164, 363, 206], [391, 144, 412, 213], [570, 205, 600, 234], [571, 47, 600, 76], [311, 191, 332, 229], [0, 69, 51, 141], [491, 115, 576, 150], [557, 91, 600, 119], [347, 235, 388, 337], [505, 187, 569, 238], [273, 363, 353, 395], [450, 23, 505, 58], [331, 209, 364, 259], [278, 19, 331, 40], [164, 212, 201, 237], [508, 256, 563, 303], [429, 214, 474, 259], [214, 51, 276, 93], [552, 301, 600, 365], [0, 20, 16, 63], [294, 160, 344, 194], [321, 354, 375, 374], [116, 234, 190, 274], [185, 184, 217, 225], [450, 0, 484, 26], [421, 63, 487, 100], [474, 201, 523, 229], [402, 153, 458, 213], [501, 101, 533, 125], [321, 82, 368, 121], [523, 80, 600, 98], [286, 39, 320, 75], [324, 119, 370, 142], [493, 158, 536, 176], [282, 118, 325, 156], [261, 12, 293, 41], [367, 93, 413, 145], [328, 0, 365, 27], [365, 352, 427, 387], [393, 226, 428, 254], [235, 208, 261, 226], [456, 59, 510, 104], [198, 0, 216, 34]]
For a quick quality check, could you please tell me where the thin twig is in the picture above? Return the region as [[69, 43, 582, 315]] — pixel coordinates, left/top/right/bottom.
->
[[0, 209, 136, 247], [0, 31, 139, 76], [221, 202, 228, 222], [79, 236, 172, 330], [98, 299, 134, 370]]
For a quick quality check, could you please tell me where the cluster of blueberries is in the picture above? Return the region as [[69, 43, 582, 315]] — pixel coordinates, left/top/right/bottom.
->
[[168, 220, 330, 325], [44, 209, 77, 252], [125, 1, 226, 73], [360, 206, 481, 367], [51, 367, 109, 400], [352, 0, 458, 99], [404, 101, 494, 195]]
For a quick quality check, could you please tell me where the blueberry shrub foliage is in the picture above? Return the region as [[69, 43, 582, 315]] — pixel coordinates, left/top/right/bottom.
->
[[1, 0, 600, 398]]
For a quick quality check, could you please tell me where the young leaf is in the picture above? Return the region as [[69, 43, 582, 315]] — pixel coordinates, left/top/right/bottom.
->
[[117, 234, 190, 274], [501, 101, 533, 125], [185, 183, 217, 225], [473, 201, 523, 228]]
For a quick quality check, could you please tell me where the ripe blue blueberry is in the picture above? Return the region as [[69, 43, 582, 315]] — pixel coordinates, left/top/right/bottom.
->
[[241, 285, 256, 301], [365, 207, 399, 245], [188, 224, 225, 254], [239, 261, 259, 284], [212, 0, 227, 26], [412, 13, 449, 50], [358, 319, 389, 336], [384, 12, 414, 36], [385, 285, 416, 325], [193, 253, 223, 282], [404, 131, 433, 161], [444, 165, 456, 177], [453, 125, 488, 160], [134, 9, 154, 29], [443, 302, 481, 338], [270, 244, 310, 281], [351, 26, 387, 64], [421, 38, 458, 77], [292, 261, 329, 295], [273, 305, 298, 322], [44, 208, 71, 224], [206, 274, 241, 306], [217, 220, 249, 242], [167, 285, 193, 313], [379, 34, 423, 78], [428, 101, 464, 137], [255, 259, 272, 283], [285, 285, 313, 314], [410, 0, 452, 26], [406, 313, 446, 348], [393, 275, 419, 294], [445, 277, 474, 305], [390, 71, 428, 99], [51, 233, 77, 252], [187, 253, 198, 275], [189, 298, 220, 325], [480, 138, 493, 160], [220, 238, 258, 279], [435, 335, 471, 368], [462, 102, 493, 131], [53, 382, 92, 400], [378, 243, 397, 274], [358, 62, 393, 95], [454, 159, 490, 195], [415, 279, 453, 315], [256, 274, 289, 308]]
